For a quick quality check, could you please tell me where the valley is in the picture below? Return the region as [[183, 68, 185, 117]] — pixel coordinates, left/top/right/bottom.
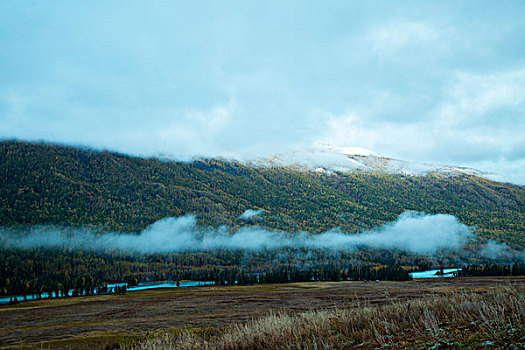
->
[[1, 141, 524, 349]]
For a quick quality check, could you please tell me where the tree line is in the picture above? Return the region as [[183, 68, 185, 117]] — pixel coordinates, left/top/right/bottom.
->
[[1, 247, 419, 302], [458, 263, 525, 277]]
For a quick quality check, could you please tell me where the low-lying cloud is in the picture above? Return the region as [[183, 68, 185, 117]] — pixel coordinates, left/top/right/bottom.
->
[[237, 209, 264, 222], [0, 211, 477, 256], [479, 240, 516, 260]]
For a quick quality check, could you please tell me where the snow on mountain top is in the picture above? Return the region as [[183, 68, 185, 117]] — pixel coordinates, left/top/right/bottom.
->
[[248, 146, 362, 171], [245, 143, 483, 179], [325, 146, 377, 157]]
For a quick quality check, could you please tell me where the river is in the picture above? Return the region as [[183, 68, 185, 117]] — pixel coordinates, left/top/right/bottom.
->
[[0, 281, 215, 305]]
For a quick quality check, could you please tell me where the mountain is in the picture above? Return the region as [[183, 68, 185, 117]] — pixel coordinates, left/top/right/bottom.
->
[[1, 140, 524, 247], [248, 143, 483, 177]]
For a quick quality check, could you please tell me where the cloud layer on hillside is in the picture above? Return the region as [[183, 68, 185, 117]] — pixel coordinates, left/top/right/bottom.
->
[[0, 211, 475, 255]]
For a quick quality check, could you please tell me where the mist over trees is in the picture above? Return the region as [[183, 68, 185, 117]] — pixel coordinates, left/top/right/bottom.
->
[[3, 244, 524, 302], [1, 141, 524, 247], [1, 141, 524, 302], [0, 247, 424, 301]]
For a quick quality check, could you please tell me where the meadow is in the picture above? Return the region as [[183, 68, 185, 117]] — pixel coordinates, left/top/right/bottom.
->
[[1, 277, 524, 349]]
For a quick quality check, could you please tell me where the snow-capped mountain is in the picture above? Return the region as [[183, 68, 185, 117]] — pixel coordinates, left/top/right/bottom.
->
[[248, 144, 484, 177]]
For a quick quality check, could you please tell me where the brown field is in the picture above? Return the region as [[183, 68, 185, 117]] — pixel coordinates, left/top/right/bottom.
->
[[1, 277, 524, 349]]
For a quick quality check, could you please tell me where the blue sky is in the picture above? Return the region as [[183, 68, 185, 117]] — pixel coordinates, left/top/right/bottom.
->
[[1, 1, 524, 184]]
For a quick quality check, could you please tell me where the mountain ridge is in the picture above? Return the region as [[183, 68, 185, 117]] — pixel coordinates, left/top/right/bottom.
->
[[1, 140, 524, 247], [244, 143, 485, 178]]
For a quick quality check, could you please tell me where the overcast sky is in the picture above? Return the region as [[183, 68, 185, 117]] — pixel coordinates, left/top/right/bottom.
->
[[1, 1, 524, 184]]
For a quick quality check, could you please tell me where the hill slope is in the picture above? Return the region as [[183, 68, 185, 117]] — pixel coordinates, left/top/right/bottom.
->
[[1, 141, 524, 247]]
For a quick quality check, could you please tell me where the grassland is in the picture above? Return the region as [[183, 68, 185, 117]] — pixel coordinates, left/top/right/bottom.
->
[[1, 277, 524, 349], [136, 282, 525, 350]]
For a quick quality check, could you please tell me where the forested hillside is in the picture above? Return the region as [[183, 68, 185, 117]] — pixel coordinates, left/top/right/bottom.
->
[[1, 140, 524, 247]]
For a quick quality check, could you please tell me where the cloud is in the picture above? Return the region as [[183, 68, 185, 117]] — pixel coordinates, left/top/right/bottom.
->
[[437, 70, 525, 128], [367, 22, 438, 54], [479, 240, 524, 261], [316, 68, 525, 183], [238, 209, 264, 222], [0, 211, 473, 256], [1, 1, 525, 183]]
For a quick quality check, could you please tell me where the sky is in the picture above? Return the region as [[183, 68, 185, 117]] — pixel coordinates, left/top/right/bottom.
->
[[1, 1, 524, 184]]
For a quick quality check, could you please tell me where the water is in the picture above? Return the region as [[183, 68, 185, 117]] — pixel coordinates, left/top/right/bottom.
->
[[0, 281, 214, 305], [128, 281, 214, 291], [409, 268, 461, 279]]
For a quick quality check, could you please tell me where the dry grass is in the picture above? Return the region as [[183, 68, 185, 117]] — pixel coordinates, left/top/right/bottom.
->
[[133, 285, 525, 349], [3, 278, 524, 349]]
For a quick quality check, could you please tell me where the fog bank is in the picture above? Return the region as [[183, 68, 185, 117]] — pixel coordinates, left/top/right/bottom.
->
[[0, 211, 480, 256]]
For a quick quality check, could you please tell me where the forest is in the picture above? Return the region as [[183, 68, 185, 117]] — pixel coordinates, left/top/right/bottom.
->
[[1, 140, 524, 246], [2, 244, 524, 303], [1, 141, 524, 302], [0, 247, 419, 301]]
